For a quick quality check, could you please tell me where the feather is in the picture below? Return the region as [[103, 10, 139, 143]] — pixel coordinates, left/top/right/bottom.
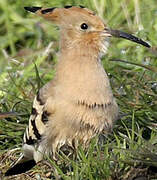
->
[[5, 159, 36, 176]]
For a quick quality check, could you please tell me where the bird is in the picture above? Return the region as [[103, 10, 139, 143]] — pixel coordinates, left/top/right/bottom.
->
[[5, 5, 150, 176]]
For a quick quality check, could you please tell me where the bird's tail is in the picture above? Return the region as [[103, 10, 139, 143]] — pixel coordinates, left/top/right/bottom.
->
[[5, 154, 36, 176]]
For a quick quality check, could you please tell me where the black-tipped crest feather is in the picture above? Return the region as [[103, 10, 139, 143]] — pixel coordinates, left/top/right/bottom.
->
[[64, 5, 72, 9], [41, 7, 56, 14], [24, 7, 42, 13]]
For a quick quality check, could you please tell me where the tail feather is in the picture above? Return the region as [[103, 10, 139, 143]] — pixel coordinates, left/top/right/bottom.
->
[[5, 159, 36, 176], [5, 154, 36, 176]]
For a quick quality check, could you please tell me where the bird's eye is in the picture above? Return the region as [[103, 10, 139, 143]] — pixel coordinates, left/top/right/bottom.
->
[[80, 23, 88, 30]]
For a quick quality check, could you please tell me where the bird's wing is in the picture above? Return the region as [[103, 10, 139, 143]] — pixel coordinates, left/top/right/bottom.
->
[[5, 81, 54, 176]]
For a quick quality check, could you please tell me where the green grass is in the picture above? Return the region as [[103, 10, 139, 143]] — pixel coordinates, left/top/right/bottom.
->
[[0, 0, 157, 179]]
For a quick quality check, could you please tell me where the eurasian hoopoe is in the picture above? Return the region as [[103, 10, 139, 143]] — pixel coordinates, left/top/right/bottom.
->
[[5, 5, 150, 176]]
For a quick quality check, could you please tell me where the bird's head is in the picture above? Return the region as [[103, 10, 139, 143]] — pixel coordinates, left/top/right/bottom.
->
[[24, 6, 150, 56]]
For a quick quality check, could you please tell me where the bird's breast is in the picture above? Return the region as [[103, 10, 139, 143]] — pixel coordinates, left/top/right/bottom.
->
[[56, 59, 114, 105]]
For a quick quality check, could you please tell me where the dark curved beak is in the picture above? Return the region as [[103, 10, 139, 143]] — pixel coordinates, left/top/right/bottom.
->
[[105, 28, 150, 48]]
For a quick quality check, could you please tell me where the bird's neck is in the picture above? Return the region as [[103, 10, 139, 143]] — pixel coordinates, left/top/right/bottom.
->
[[54, 35, 113, 104], [59, 29, 101, 58]]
